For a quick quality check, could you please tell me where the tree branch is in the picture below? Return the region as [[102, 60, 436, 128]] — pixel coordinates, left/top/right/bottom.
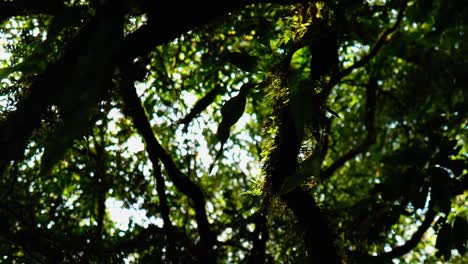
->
[[119, 1, 318, 63], [262, 7, 342, 262], [0, 0, 309, 167], [352, 201, 437, 261], [0, 4, 123, 167], [93, 133, 107, 241], [0, 0, 63, 20], [264, 92, 340, 263], [320, 75, 378, 180], [333, 0, 408, 84], [247, 210, 269, 264], [177, 84, 223, 127], [118, 62, 216, 263], [379, 207, 436, 259], [283, 188, 340, 263], [152, 156, 177, 262]]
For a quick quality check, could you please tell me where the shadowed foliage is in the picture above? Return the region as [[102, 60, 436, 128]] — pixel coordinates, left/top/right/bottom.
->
[[0, 0, 467, 263]]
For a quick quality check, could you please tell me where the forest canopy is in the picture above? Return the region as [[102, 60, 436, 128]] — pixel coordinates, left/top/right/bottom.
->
[[0, 0, 467, 263]]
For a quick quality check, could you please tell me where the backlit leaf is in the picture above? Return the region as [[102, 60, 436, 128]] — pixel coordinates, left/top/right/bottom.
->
[[210, 83, 253, 173]]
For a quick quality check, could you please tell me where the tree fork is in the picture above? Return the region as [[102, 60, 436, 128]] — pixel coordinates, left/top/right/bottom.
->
[[263, 3, 342, 262], [118, 61, 217, 263]]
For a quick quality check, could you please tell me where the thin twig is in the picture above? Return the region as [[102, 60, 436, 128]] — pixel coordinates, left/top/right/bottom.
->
[[333, 0, 408, 85]]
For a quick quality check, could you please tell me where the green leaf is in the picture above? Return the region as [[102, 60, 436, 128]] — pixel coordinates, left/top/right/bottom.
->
[[216, 83, 252, 144], [453, 216, 468, 255], [210, 84, 252, 173], [325, 106, 341, 118], [290, 46, 310, 71], [278, 172, 306, 195]]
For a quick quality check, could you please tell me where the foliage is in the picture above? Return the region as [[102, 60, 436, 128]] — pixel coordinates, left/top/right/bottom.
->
[[0, 0, 467, 263]]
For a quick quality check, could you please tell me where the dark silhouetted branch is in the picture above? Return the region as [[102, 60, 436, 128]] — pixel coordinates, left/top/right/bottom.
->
[[152, 156, 177, 262], [0, 0, 63, 19], [247, 210, 269, 264], [352, 201, 437, 261], [0, 3, 123, 167], [333, 0, 408, 84], [321, 75, 378, 180], [0, 0, 315, 169], [93, 136, 107, 240], [262, 7, 341, 262], [265, 100, 340, 263], [177, 85, 223, 127], [379, 206, 436, 259], [118, 63, 216, 263]]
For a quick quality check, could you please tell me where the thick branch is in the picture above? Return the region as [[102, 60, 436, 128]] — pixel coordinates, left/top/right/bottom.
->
[[283, 189, 340, 263], [0, 0, 310, 167], [0, 68, 59, 166], [247, 210, 269, 264], [0, 4, 123, 166], [118, 65, 216, 263], [262, 7, 341, 262], [265, 104, 340, 262], [120, 0, 318, 61], [0, 0, 63, 19]]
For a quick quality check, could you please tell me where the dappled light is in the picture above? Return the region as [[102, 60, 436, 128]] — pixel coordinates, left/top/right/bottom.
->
[[0, 0, 467, 263]]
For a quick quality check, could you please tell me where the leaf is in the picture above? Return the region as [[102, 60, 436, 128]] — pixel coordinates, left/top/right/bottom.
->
[[209, 84, 252, 173], [225, 52, 258, 72], [435, 222, 453, 261], [216, 83, 252, 144], [290, 46, 310, 71], [453, 216, 468, 255]]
